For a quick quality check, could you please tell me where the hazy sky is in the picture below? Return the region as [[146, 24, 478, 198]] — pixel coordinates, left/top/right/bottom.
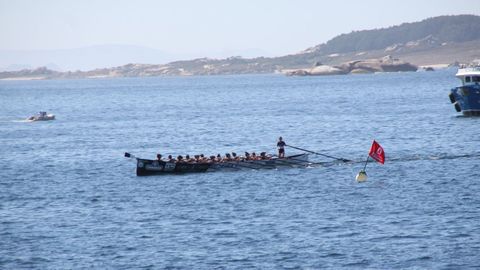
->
[[1, 0, 480, 56]]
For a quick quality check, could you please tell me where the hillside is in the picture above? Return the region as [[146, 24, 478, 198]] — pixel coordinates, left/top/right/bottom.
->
[[304, 15, 480, 55], [1, 15, 479, 79]]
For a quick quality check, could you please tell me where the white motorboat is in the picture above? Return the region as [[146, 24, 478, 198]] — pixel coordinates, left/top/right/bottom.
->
[[27, 111, 55, 121]]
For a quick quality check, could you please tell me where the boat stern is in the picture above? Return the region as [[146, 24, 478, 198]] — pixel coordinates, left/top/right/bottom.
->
[[136, 159, 149, 176], [450, 85, 480, 116]]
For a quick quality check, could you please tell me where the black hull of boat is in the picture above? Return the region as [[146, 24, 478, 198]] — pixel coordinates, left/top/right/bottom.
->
[[462, 110, 480, 116], [136, 160, 210, 176], [135, 154, 309, 176]]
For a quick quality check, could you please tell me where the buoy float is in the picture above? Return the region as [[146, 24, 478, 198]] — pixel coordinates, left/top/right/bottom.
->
[[356, 140, 385, 182], [356, 170, 367, 182]]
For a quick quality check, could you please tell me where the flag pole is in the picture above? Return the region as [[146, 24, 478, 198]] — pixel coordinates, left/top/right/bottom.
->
[[362, 155, 370, 171], [356, 155, 369, 182], [356, 140, 384, 182]]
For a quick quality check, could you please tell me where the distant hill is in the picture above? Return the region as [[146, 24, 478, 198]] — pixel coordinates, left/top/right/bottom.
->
[[305, 15, 480, 55], [0, 45, 177, 71], [1, 15, 480, 79]]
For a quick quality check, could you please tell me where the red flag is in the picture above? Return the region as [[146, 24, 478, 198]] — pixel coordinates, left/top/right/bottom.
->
[[369, 140, 385, 164]]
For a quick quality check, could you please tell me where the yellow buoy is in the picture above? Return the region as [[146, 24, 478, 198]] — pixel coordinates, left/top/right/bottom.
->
[[356, 170, 367, 182]]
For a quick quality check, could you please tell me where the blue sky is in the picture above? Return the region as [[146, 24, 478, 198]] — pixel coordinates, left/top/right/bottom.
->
[[1, 0, 479, 57]]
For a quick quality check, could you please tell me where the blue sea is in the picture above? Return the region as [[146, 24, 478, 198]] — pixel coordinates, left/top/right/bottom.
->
[[1, 70, 479, 269]]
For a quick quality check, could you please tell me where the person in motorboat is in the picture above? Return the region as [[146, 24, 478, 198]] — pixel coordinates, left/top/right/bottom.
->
[[277, 136, 286, 158], [27, 111, 55, 121]]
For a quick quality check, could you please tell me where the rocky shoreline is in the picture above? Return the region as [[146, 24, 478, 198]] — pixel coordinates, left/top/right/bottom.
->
[[0, 56, 420, 80], [282, 56, 418, 76]]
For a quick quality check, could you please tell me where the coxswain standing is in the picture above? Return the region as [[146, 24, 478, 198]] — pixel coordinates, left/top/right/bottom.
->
[[277, 136, 286, 158]]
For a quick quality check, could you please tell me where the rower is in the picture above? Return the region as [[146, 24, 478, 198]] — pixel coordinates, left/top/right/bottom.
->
[[277, 136, 286, 158], [216, 154, 222, 162], [167, 155, 175, 162], [156, 154, 163, 161], [245, 152, 251, 160], [185, 154, 195, 163]]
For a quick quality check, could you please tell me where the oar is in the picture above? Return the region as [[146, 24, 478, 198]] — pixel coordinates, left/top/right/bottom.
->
[[285, 145, 351, 162], [239, 158, 278, 169], [271, 154, 309, 166], [272, 154, 328, 167], [213, 160, 258, 170], [124, 152, 137, 159]]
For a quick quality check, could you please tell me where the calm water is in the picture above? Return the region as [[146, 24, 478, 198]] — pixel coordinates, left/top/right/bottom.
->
[[1, 70, 479, 269]]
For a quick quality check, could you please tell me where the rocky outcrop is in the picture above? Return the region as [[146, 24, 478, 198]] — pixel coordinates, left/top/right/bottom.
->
[[284, 56, 417, 76], [0, 66, 61, 79], [310, 65, 347, 75], [284, 65, 347, 76], [341, 55, 418, 73]]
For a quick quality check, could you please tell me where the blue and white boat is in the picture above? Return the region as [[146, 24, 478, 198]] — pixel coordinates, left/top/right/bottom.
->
[[449, 66, 480, 116], [26, 111, 55, 121]]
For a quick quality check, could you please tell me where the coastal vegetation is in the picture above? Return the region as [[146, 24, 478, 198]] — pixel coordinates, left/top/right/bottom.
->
[[312, 15, 480, 54]]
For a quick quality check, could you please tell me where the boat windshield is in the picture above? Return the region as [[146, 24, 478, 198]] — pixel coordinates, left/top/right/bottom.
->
[[462, 76, 480, 85]]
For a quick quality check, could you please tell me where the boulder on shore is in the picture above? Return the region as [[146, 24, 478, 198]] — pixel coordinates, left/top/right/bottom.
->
[[309, 65, 347, 75], [284, 69, 310, 76], [284, 65, 345, 76], [350, 68, 372, 74], [283, 55, 418, 76]]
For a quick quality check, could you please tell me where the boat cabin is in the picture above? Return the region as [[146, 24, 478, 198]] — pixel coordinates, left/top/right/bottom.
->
[[456, 67, 480, 86]]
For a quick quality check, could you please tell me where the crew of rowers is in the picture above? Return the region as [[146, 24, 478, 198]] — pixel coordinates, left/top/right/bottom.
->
[[156, 137, 287, 164], [155, 151, 274, 163]]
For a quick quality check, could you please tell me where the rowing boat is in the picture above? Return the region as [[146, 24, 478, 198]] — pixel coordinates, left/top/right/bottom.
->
[[133, 153, 309, 176]]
